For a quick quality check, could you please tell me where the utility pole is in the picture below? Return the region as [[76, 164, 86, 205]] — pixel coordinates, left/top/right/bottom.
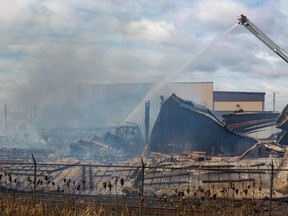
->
[[144, 100, 150, 145], [272, 92, 276, 112], [4, 104, 7, 135]]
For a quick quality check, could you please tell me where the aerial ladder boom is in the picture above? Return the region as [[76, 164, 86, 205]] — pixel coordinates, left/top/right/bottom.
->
[[238, 14, 288, 63]]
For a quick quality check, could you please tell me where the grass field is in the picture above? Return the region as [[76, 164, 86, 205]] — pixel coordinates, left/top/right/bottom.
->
[[0, 191, 287, 216]]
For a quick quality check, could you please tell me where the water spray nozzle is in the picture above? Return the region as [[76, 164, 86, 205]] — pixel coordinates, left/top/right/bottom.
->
[[237, 14, 247, 25]]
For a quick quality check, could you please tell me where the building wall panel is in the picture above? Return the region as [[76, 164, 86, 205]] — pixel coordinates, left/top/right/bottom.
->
[[214, 101, 263, 111], [77, 82, 214, 126], [163, 82, 213, 109]]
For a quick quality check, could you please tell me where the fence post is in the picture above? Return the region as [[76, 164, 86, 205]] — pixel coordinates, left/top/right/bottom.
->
[[140, 157, 145, 216], [269, 159, 274, 216], [32, 154, 37, 193]]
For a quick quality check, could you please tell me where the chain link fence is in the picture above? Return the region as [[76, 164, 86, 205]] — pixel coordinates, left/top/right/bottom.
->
[[0, 158, 287, 215]]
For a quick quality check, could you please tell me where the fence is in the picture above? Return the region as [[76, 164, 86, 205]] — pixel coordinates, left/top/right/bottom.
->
[[0, 157, 287, 215]]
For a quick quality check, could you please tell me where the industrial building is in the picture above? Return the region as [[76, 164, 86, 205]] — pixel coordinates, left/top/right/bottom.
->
[[77, 82, 214, 127], [77, 82, 266, 118], [37, 82, 270, 130], [213, 91, 265, 112]]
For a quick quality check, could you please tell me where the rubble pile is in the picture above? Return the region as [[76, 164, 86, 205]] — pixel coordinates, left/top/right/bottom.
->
[[1, 154, 288, 199], [0, 148, 53, 162], [70, 122, 144, 161], [0, 93, 288, 201]]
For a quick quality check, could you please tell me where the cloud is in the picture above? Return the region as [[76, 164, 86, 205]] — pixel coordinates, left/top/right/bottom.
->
[[127, 19, 175, 41], [0, 0, 288, 114]]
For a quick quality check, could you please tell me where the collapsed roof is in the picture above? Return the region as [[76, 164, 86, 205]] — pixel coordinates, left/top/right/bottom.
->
[[276, 104, 288, 145], [148, 94, 258, 156]]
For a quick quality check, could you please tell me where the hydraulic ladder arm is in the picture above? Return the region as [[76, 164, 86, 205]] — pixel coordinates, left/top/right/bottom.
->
[[238, 14, 288, 63]]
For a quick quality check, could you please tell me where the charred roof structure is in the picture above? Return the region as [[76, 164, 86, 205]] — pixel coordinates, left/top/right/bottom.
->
[[70, 122, 144, 161], [148, 94, 258, 156], [276, 104, 288, 145], [222, 111, 280, 136]]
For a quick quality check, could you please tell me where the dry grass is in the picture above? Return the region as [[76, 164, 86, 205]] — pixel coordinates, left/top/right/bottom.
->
[[0, 186, 286, 216], [0, 193, 132, 216]]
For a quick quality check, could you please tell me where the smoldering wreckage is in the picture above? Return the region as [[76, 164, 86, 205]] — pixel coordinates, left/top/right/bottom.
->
[[2, 14, 288, 201], [68, 93, 282, 161], [1, 93, 288, 200]]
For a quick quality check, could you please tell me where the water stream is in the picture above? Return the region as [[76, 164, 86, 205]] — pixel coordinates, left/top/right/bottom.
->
[[124, 22, 239, 123]]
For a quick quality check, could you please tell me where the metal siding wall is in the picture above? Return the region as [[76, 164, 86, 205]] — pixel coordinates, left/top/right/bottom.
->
[[161, 83, 213, 109], [214, 91, 265, 102], [201, 83, 213, 109], [77, 82, 214, 126], [78, 83, 213, 108], [214, 101, 263, 111]]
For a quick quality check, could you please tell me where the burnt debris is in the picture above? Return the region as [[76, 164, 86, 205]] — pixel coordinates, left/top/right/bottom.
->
[[70, 122, 144, 160]]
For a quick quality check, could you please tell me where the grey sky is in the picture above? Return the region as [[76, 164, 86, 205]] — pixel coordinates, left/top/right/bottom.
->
[[0, 0, 288, 111]]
